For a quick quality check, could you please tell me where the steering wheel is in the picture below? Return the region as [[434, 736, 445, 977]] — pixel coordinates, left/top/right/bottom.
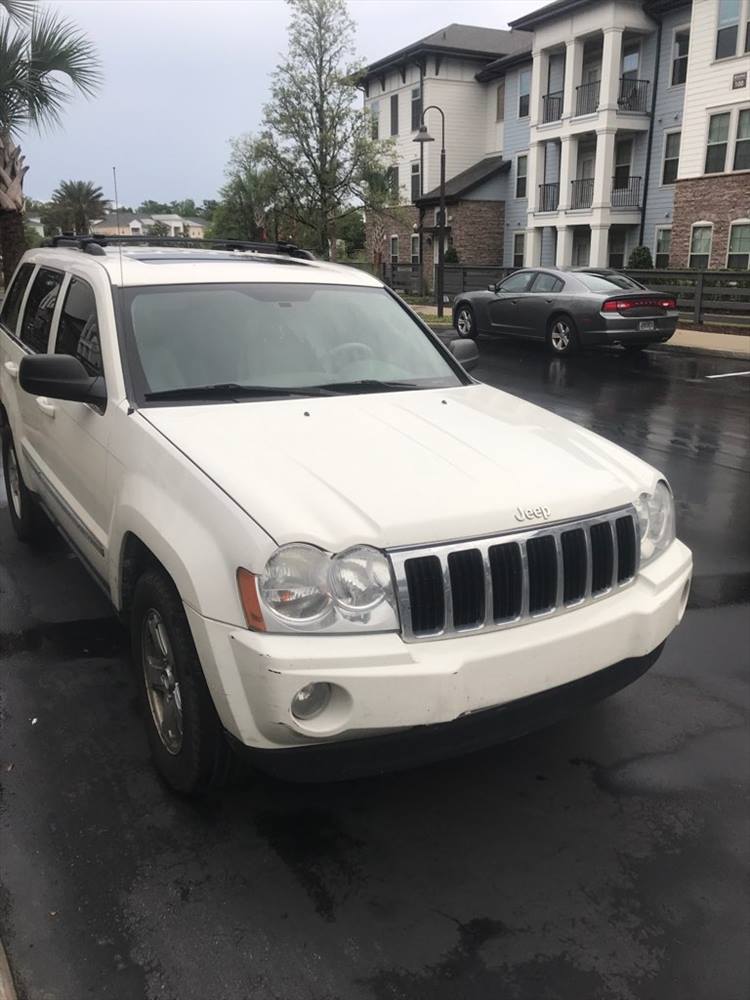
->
[[326, 341, 375, 373]]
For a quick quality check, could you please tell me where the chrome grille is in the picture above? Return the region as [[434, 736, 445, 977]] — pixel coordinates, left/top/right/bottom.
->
[[389, 508, 639, 642]]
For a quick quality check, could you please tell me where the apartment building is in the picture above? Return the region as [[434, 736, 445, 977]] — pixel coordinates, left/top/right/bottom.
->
[[361, 0, 750, 278]]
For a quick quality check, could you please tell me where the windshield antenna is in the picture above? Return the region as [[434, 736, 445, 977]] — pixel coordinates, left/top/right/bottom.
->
[[112, 166, 125, 286]]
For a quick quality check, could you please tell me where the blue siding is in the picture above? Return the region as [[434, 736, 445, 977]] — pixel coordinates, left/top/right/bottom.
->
[[500, 63, 532, 265], [642, 6, 689, 259]]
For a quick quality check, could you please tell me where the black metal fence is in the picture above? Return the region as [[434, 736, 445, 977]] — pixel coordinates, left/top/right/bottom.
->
[[542, 91, 563, 123], [618, 77, 650, 113], [575, 80, 599, 116], [571, 177, 594, 209], [538, 183, 560, 212], [611, 176, 642, 208]]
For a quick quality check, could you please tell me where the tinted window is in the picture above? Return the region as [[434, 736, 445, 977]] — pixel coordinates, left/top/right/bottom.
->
[[55, 278, 103, 376], [19, 267, 64, 353], [0, 263, 35, 336], [531, 272, 564, 293], [500, 271, 533, 293], [575, 272, 644, 292]]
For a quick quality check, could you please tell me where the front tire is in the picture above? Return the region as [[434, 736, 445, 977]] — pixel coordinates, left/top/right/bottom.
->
[[131, 567, 232, 795], [454, 304, 477, 339], [1, 428, 39, 543], [547, 315, 579, 356]]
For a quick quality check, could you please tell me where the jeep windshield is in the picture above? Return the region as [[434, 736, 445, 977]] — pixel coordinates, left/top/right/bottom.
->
[[121, 283, 466, 404]]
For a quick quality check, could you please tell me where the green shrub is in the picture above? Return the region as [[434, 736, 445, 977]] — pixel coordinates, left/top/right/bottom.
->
[[444, 246, 459, 264], [627, 245, 653, 269]]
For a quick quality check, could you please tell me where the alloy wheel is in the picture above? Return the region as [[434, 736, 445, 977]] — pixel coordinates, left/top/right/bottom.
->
[[142, 609, 183, 755], [550, 320, 571, 352], [6, 442, 22, 520], [456, 308, 472, 337]]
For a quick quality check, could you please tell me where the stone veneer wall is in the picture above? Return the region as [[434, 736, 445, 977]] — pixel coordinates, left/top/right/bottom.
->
[[670, 175, 750, 268]]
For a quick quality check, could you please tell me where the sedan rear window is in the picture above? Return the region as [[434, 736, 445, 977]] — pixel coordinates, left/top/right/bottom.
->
[[576, 272, 645, 292]]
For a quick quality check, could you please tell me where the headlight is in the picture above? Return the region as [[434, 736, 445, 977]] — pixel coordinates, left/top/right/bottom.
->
[[634, 480, 675, 566], [242, 543, 399, 633]]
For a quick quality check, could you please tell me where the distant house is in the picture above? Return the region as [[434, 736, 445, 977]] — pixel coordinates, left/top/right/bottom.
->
[[91, 213, 207, 238], [25, 216, 45, 238]]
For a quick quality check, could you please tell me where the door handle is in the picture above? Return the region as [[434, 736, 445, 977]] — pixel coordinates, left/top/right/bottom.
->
[[36, 397, 56, 418], [3, 361, 18, 380]]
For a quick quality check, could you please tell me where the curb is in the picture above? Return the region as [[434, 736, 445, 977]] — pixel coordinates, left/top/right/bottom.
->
[[0, 940, 17, 1000]]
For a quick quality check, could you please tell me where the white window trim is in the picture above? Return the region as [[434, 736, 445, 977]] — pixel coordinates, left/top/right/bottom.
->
[[703, 104, 750, 176], [726, 217, 750, 267], [668, 23, 690, 88], [518, 69, 531, 118], [410, 232, 420, 264], [660, 128, 681, 186], [389, 234, 399, 262], [515, 151, 529, 199], [689, 221, 713, 267], [513, 230, 526, 266], [713, 0, 750, 62], [654, 225, 672, 265]]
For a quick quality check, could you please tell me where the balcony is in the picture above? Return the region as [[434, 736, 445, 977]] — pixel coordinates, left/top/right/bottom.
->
[[575, 81, 599, 117], [542, 90, 563, 124], [617, 78, 650, 114], [611, 175, 642, 208], [570, 177, 594, 209], [538, 182, 560, 212]]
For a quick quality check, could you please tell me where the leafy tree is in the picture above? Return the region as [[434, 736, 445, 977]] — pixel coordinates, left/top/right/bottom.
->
[[260, 0, 389, 258], [208, 135, 278, 241], [137, 199, 171, 215], [50, 179, 108, 233], [627, 245, 653, 269], [0, 0, 101, 283], [147, 220, 171, 237]]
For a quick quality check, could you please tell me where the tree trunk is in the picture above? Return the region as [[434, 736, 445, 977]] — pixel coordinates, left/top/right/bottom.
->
[[0, 210, 26, 288]]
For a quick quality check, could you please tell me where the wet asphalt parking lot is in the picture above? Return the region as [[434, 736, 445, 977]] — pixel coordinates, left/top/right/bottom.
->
[[1, 338, 749, 1000]]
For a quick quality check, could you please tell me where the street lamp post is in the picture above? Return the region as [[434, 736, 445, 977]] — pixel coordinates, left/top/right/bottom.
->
[[414, 105, 446, 319]]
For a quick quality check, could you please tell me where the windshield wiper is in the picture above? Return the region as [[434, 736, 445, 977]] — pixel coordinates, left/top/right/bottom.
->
[[311, 379, 425, 394], [144, 382, 336, 402]]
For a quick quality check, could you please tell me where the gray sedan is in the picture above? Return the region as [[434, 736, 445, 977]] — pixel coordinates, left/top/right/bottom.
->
[[452, 267, 679, 355]]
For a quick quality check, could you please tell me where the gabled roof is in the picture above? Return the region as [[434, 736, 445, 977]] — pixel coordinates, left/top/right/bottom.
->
[[475, 45, 533, 82], [509, 0, 597, 30], [416, 155, 510, 207]]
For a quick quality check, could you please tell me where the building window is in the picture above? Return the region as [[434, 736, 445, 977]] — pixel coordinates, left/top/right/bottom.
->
[[496, 79, 505, 122], [390, 93, 399, 136], [410, 162, 420, 202], [727, 222, 750, 267], [390, 235, 399, 266], [387, 165, 399, 202], [614, 137, 633, 189], [671, 28, 689, 85], [608, 230, 626, 269], [411, 233, 420, 266], [513, 232, 525, 267], [411, 87, 421, 132], [716, 0, 741, 58], [655, 227, 672, 268], [515, 154, 527, 198], [518, 69, 530, 118], [689, 225, 712, 269], [662, 131, 681, 184], [705, 112, 731, 173], [371, 100, 380, 140], [734, 109, 750, 169]]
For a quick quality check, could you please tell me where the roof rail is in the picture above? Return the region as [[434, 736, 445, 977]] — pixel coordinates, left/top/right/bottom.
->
[[40, 235, 315, 261]]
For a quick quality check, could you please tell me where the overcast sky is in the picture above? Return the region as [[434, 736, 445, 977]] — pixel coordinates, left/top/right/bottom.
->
[[20, 0, 541, 207]]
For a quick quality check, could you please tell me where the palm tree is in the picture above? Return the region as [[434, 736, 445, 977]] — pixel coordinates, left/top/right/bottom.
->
[[50, 179, 108, 234], [0, 0, 101, 284]]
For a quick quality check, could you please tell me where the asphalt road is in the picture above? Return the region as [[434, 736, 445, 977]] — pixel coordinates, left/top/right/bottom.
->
[[1, 340, 749, 1000]]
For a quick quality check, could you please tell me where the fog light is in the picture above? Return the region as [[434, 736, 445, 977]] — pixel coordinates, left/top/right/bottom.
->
[[291, 682, 331, 721]]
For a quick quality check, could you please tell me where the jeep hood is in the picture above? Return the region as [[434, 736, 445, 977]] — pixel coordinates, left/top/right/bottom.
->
[[142, 384, 658, 550]]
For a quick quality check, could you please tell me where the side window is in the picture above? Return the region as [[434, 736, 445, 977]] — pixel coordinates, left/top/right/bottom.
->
[[531, 272, 564, 293], [55, 277, 103, 377], [500, 271, 533, 293], [19, 267, 64, 353], [0, 262, 35, 337]]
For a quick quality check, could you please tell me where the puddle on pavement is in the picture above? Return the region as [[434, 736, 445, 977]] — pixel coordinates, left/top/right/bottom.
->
[[687, 573, 750, 609], [0, 616, 125, 659]]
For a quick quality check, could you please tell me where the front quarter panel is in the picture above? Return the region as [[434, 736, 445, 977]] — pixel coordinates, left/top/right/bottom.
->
[[459, 291, 495, 333]]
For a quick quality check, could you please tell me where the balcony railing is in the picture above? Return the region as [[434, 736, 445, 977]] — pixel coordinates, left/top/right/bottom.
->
[[570, 177, 594, 209], [575, 80, 600, 116], [611, 175, 642, 208], [542, 90, 563, 123], [538, 182, 560, 212], [617, 78, 650, 113]]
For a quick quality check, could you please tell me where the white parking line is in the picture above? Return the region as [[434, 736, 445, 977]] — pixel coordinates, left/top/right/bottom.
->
[[705, 370, 750, 379]]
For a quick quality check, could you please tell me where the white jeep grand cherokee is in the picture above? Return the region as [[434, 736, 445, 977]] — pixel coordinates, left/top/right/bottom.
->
[[0, 239, 692, 793]]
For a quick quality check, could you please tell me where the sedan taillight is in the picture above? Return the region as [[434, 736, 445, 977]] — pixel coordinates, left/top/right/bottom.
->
[[602, 297, 676, 312]]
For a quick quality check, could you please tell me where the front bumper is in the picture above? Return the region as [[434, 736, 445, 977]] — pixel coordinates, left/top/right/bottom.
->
[[186, 539, 691, 758]]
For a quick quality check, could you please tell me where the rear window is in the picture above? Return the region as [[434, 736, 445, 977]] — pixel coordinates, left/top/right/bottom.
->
[[0, 263, 35, 336], [576, 272, 645, 292]]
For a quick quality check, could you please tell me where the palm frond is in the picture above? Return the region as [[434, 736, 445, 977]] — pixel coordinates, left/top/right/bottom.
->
[[0, 0, 35, 25], [26, 8, 102, 129]]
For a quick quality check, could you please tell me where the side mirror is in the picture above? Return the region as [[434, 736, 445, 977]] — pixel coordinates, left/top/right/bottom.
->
[[19, 354, 107, 407], [448, 338, 480, 373], [487, 283, 495, 292]]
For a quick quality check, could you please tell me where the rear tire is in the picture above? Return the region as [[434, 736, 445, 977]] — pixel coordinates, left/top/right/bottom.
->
[[131, 566, 232, 795], [546, 315, 579, 356], [454, 304, 477, 339], [1, 428, 39, 543]]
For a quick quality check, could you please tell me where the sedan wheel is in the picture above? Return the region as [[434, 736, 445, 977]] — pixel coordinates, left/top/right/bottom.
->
[[455, 306, 476, 339], [547, 317, 578, 355], [142, 608, 183, 755]]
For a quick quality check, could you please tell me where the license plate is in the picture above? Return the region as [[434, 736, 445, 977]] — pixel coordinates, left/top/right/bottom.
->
[[638, 320, 655, 331]]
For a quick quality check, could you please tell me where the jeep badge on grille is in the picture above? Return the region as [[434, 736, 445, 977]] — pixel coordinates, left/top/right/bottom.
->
[[515, 505, 552, 522]]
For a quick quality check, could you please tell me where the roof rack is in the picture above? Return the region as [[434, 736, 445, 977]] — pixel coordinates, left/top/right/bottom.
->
[[40, 235, 315, 261]]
